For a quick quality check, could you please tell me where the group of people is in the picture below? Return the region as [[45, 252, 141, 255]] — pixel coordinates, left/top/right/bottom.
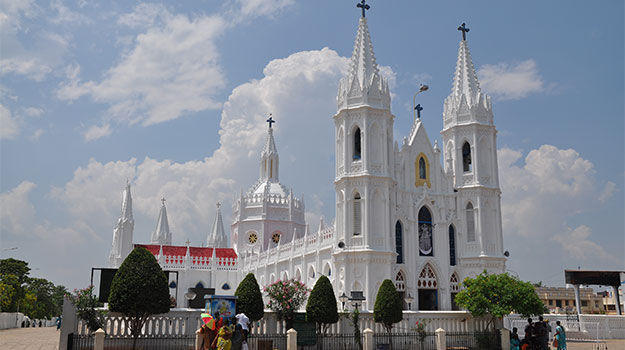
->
[[510, 316, 567, 350], [199, 313, 250, 350]]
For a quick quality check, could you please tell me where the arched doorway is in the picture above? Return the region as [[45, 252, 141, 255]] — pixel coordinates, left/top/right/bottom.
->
[[417, 263, 438, 310]]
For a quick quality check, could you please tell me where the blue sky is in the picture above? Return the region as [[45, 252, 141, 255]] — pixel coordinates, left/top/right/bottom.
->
[[1, 0, 623, 290]]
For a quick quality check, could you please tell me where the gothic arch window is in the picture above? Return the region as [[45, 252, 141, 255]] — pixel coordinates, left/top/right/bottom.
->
[[462, 141, 472, 172], [395, 221, 404, 263], [308, 265, 315, 279], [417, 263, 438, 310], [353, 127, 362, 160], [281, 271, 288, 280], [415, 153, 430, 187], [450, 273, 460, 310], [195, 282, 204, 289], [323, 263, 332, 277], [270, 274, 275, 284], [466, 202, 476, 242], [295, 268, 302, 281], [222, 283, 231, 290], [395, 271, 406, 291], [418, 207, 433, 256], [449, 224, 457, 266], [353, 192, 362, 236]]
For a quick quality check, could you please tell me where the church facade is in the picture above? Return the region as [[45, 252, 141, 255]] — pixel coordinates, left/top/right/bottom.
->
[[235, 16, 506, 311]]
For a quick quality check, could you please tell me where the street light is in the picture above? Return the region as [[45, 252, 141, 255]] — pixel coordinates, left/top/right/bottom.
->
[[349, 291, 366, 310], [339, 292, 349, 311], [405, 293, 414, 310], [413, 84, 429, 122]]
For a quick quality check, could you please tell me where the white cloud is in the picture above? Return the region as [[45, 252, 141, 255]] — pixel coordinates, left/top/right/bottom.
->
[[553, 225, 617, 263], [58, 6, 227, 127], [52, 48, 350, 247], [83, 123, 112, 141], [23, 106, 44, 117], [30, 128, 45, 141], [478, 59, 544, 100], [598, 181, 616, 203], [499, 145, 619, 281], [236, 0, 294, 19], [0, 103, 19, 139], [49, 0, 91, 25], [0, 181, 37, 235]]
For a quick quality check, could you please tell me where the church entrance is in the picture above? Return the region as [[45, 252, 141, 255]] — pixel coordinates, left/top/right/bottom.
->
[[418, 289, 438, 310], [417, 263, 438, 310]]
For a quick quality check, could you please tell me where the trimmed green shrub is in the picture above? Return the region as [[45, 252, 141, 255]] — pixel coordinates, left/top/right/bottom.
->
[[109, 247, 170, 347], [306, 275, 338, 333], [235, 273, 264, 322], [374, 279, 403, 334]]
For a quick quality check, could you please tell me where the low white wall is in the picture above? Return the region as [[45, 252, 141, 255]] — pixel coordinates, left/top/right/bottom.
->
[[0, 312, 24, 329], [504, 313, 625, 340]]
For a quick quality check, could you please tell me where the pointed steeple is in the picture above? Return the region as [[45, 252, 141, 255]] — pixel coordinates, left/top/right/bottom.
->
[[207, 202, 229, 248], [120, 180, 133, 221], [443, 36, 493, 130], [151, 197, 172, 245], [337, 17, 390, 110], [109, 181, 135, 267], [259, 123, 279, 182]]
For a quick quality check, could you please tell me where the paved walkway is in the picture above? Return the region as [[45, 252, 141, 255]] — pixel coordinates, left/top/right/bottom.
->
[[0, 327, 60, 350], [567, 339, 625, 349]]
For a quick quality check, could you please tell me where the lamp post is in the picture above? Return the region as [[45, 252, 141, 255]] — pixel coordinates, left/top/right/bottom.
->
[[413, 84, 429, 123], [339, 292, 349, 311], [405, 293, 414, 310], [349, 291, 366, 311]]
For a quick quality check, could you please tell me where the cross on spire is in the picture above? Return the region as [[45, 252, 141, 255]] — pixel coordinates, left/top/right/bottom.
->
[[458, 22, 470, 41], [357, 0, 370, 18], [161, 196, 166, 206], [266, 113, 275, 128], [415, 104, 424, 119], [216, 201, 221, 209]]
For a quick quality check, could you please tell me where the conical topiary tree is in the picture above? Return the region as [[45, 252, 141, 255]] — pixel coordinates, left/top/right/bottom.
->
[[235, 273, 264, 322], [109, 247, 170, 349], [374, 279, 403, 337], [306, 275, 339, 334]]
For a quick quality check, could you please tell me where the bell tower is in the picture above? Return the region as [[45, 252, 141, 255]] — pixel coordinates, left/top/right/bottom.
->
[[441, 23, 505, 268]]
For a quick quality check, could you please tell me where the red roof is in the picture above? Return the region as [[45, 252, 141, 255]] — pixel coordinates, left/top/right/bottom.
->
[[134, 244, 237, 259]]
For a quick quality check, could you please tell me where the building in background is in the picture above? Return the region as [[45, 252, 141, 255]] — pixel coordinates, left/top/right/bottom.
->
[[535, 286, 604, 314]]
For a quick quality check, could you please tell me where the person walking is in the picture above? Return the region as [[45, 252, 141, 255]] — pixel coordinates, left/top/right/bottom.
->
[[510, 327, 521, 350], [536, 316, 549, 350], [524, 318, 536, 350], [554, 321, 567, 350]]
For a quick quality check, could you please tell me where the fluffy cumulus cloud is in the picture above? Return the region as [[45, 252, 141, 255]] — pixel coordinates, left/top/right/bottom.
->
[[499, 145, 620, 281], [0, 103, 19, 139], [58, 5, 227, 130], [83, 123, 112, 142], [478, 59, 544, 100]]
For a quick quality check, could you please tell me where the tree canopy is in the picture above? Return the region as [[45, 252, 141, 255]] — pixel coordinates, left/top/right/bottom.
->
[[454, 271, 546, 324], [373, 279, 403, 333], [264, 279, 309, 330], [234, 273, 264, 322], [306, 275, 339, 333], [109, 247, 170, 339]]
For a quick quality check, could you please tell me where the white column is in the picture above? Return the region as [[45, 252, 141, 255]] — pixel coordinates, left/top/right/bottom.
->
[[573, 284, 582, 315], [94, 328, 105, 350], [435, 328, 446, 350], [286, 328, 297, 350], [363, 328, 374, 350], [613, 285, 622, 315]]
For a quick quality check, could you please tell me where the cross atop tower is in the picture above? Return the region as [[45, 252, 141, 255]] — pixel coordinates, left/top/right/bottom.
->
[[216, 201, 221, 209], [458, 22, 470, 41], [415, 104, 423, 119], [161, 196, 166, 206], [266, 114, 275, 128], [357, 0, 370, 18]]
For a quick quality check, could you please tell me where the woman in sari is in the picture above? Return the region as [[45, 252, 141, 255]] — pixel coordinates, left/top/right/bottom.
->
[[555, 321, 567, 349], [510, 327, 520, 350]]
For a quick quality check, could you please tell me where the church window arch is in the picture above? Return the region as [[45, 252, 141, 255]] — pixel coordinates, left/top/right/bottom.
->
[[450, 273, 460, 310], [270, 274, 275, 284], [466, 202, 476, 242], [395, 220, 404, 263], [323, 263, 332, 277], [415, 153, 430, 187], [295, 268, 302, 281], [395, 270, 406, 291], [195, 281, 205, 289], [222, 283, 231, 290], [418, 207, 433, 256], [417, 263, 439, 310], [352, 281, 363, 292], [308, 265, 315, 279], [353, 192, 362, 236], [462, 141, 472, 172], [353, 127, 362, 160], [281, 271, 288, 280], [449, 224, 457, 266]]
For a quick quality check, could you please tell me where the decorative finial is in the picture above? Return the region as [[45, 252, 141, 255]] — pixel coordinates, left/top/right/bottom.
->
[[266, 113, 275, 128], [356, 0, 370, 18], [458, 22, 470, 41], [161, 196, 166, 206], [415, 104, 423, 120], [185, 239, 191, 246], [216, 201, 221, 209]]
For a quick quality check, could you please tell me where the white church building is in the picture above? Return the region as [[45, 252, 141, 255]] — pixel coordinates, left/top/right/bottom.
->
[[235, 16, 506, 311], [107, 12, 506, 312]]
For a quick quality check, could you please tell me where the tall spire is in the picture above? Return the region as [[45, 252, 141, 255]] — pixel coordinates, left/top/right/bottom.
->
[[151, 197, 172, 245], [443, 30, 492, 130], [207, 202, 228, 248], [109, 181, 135, 267], [260, 122, 279, 182], [337, 16, 390, 110], [121, 180, 133, 221]]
